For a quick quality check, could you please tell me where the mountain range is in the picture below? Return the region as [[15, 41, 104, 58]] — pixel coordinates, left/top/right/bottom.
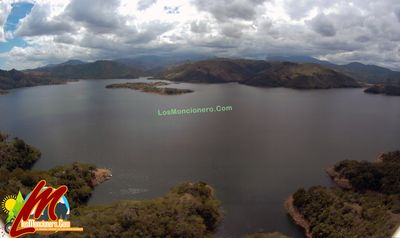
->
[[1, 54, 399, 92]]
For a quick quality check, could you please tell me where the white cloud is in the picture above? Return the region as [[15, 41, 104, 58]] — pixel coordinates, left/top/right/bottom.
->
[[1, 0, 400, 70], [0, 2, 12, 42], [307, 13, 336, 37], [15, 3, 75, 36]]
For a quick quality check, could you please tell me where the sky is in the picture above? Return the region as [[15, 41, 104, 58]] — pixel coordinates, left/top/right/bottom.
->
[[0, 0, 400, 70]]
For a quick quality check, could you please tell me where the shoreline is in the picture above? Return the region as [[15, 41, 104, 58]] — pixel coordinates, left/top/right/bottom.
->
[[284, 195, 312, 238], [326, 153, 386, 190]]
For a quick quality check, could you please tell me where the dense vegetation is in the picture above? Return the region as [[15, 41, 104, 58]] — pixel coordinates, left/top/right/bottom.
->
[[0, 133, 41, 171], [291, 151, 400, 238], [56, 182, 222, 238], [0, 133, 100, 222], [333, 151, 400, 194], [162, 58, 360, 89], [293, 187, 400, 238], [0, 133, 225, 238]]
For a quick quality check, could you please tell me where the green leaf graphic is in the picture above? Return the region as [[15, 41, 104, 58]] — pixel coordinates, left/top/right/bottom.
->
[[7, 191, 24, 222]]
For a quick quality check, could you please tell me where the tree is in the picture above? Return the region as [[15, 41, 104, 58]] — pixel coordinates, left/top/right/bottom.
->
[[12, 192, 24, 217], [7, 192, 24, 223]]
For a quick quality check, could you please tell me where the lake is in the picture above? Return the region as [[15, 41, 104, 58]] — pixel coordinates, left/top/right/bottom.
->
[[1, 78, 400, 237]]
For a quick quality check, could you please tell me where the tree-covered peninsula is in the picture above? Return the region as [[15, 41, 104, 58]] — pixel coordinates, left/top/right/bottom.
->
[[288, 151, 400, 238], [0, 133, 223, 237]]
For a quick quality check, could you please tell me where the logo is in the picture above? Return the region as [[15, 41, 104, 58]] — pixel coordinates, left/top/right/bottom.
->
[[1, 180, 83, 237]]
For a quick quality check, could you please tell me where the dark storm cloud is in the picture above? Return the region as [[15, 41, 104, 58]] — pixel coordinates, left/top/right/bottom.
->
[[65, 0, 123, 33], [192, 0, 267, 21], [190, 37, 239, 49], [73, 20, 172, 54], [137, 0, 158, 10], [190, 21, 209, 34], [219, 23, 245, 38], [15, 4, 75, 36], [395, 8, 400, 22], [54, 34, 76, 44], [307, 14, 336, 37], [355, 35, 370, 43]]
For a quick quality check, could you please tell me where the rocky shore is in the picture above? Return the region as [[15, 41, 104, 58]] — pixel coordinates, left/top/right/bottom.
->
[[325, 166, 352, 189], [326, 153, 387, 190], [284, 196, 312, 238], [92, 168, 112, 186]]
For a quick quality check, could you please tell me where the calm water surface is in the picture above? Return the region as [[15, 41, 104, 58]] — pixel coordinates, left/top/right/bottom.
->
[[1, 78, 400, 238]]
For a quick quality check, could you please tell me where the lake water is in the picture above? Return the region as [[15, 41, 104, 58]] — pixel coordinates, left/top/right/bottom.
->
[[1, 78, 400, 238]]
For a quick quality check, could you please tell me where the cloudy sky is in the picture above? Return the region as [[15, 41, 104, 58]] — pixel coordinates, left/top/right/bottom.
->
[[1, 0, 400, 70]]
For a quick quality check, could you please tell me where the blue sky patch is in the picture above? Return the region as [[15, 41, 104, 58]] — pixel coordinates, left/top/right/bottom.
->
[[0, 2, 34, 53]]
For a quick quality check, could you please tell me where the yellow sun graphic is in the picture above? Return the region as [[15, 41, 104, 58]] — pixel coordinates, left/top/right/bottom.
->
[[2, 195, 17, 214]]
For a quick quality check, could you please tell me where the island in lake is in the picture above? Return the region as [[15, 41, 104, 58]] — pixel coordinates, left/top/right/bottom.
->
[[364, 84, 400, 96], [287, 150, 400, 238], [106, 82, 193, 95]]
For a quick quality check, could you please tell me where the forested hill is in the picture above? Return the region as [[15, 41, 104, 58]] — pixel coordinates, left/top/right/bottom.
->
[[162, 58, 360, 89], [267, 55, 400, 84], [0, 69, 66, 91]]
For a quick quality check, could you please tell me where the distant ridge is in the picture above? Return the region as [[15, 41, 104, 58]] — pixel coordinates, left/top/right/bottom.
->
[[115, 53, 211, 73], [163, 58, 360, 89], [266, 55, 334, 66], [59, 59, 86, 66], [266, 55, 400, 84], [31, 60, 144, 79], [35, 59, 86, 70]]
